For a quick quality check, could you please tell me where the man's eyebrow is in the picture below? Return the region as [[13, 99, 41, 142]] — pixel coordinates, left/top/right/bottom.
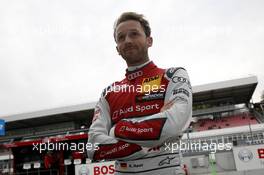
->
[[117, 29, 139, 36], [128, 29, 139, 32]]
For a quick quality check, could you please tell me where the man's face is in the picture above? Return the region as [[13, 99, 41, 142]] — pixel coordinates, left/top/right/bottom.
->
[[115, 20, 152, 66]]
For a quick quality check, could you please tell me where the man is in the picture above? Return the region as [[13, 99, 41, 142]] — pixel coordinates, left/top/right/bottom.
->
[[88, 12, 192, 175]]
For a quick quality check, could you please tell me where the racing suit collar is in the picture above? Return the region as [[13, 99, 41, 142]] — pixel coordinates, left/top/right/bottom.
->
[[127, 60, 151, 71], [125, 61, 157, 81]]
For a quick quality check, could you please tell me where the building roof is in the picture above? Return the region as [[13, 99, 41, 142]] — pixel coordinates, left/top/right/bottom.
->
[[192, 76, 258, 105], [2, 102, 96, 123], [1, 76, 258, 125]]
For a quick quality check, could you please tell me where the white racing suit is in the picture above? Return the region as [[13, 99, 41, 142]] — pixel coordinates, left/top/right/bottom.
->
[[88, 61, 192, 175]]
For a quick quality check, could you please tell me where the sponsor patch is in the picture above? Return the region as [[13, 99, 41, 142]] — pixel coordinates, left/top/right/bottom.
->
[[115, 118, 167, 140], [93, 141, 142, 160], [159, 156, 177, 166], [141, 75, 162, 93], [112, 104, 160, 120], [172, 76, 192, 90], [172, 76, 190, 84], [172, 88, 190, 97], [135, 92, 165, 102], [166, 67, 185, 79]]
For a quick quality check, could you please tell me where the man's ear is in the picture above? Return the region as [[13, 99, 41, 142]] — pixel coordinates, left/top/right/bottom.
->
[[116, 46, 121, 55], [146, 36, 153, 47]]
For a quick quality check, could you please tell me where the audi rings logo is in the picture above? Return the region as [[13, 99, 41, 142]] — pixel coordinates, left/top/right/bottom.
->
[[172, 76, 189, 84], [238, 149, 253, 162], [127, 71, 143, 80]]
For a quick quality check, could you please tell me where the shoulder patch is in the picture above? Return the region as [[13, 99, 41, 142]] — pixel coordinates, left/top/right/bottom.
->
[[166, 67, 185, 79]]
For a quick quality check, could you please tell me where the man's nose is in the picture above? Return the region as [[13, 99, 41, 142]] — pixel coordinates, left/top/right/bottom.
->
[[124, 35, 132, 43]]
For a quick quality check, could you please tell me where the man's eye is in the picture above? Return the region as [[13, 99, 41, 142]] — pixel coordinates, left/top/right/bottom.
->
[[131, 32, 138, 36], [117, 35, 124, 41]]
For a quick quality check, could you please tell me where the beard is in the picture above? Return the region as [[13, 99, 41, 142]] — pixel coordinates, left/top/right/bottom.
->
[[121, 45, 148, 65]]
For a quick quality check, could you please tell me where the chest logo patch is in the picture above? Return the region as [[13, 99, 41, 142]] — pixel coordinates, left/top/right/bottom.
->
[[141, 75, 162, 93]]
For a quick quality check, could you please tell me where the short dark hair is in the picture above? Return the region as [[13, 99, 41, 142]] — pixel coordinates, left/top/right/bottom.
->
[[113, 12, 151, 41]]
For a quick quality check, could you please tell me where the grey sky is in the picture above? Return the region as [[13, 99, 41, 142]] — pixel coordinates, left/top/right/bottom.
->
[[0, 0, 264, 117]]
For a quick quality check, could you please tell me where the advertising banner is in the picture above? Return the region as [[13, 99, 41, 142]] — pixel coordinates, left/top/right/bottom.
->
[[75, 161, 115, 175], [0, 119, 5, 136], [233, 144, 264, 171]]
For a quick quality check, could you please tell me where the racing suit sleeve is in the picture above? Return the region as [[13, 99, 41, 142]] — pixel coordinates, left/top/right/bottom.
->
[[109, 68, 192, 148], [87, 92, 144, 161]]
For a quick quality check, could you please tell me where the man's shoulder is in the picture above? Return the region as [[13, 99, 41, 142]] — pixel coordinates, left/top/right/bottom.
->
[[101, 78, 126, 97], [163, 66, 192, 90], [164, 67, 186, 79]]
